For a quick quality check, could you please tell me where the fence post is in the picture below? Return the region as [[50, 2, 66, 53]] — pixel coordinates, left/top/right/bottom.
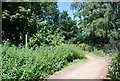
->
[[25, 34, 27, 48]]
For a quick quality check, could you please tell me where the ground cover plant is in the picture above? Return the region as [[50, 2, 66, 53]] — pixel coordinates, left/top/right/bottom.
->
[[110, 52, 120, 80], [2, 42, 87, 80]]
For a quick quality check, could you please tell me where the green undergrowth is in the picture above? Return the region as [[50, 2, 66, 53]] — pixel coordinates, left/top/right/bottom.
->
[[110, 52, 120, 80], [66, 58, 88, 66], [2, 43, 87, 80], [2, 42, 108, 80], [77, 43, 106, 57], [88, 53, 106, 58]]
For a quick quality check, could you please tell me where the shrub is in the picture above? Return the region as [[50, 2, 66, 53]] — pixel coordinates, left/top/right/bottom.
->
[[92, 49, 105, 57], [2, 43, 86, 80], [77, 43, 93, 52], [110, 52, 120, 80], [77, 43, 105, 56]]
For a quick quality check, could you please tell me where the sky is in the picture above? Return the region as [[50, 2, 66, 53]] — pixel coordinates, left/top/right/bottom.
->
[[57, 2, 78, 20]]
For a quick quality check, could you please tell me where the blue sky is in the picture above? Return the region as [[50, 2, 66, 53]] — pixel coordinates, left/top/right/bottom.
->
[[57, 2, 77, 20]]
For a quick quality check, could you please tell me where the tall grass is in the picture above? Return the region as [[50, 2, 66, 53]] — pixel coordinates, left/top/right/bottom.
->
[[2, 43, 87, 80]]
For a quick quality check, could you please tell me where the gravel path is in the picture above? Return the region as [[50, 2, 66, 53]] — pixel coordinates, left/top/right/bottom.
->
[[47, 54, 110, 79]]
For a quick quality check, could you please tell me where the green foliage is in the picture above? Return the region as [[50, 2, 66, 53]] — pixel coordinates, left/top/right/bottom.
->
[[2, 3, 78, 46], [92, 49, 105, 57], [58, 11, 78, 44], [110, 52, 120, 80], [108, 29, 120, 44], [77, 43, 93, 52], [28, 10, 78, 46], [2, 2, 60, 45], [2, 42, 86, 80], [28, 23, 65, 46], [77, 43, 105, 56], [71, 2, 120, 44]]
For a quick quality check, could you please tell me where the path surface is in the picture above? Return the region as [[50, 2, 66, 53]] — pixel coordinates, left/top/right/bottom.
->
[[48, 54, 110, 79]]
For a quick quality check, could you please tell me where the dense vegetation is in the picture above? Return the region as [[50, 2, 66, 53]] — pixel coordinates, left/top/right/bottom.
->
[[71, 3, 120, 79], [2, 41, 88, 80], [71, 2, 120, 44], [1, 41, 107, 80], [2, 2, 78, 45], [1, 2, 120, 80], [110, 52, 120, 80]]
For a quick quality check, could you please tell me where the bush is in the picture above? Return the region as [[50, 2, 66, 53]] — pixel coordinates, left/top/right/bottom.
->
[[77, 43, 93, 52], [77, 43, 105, 56], [2, 43, 86, 80], [92, 48, 105, 57], [110, 52, 120, 80]]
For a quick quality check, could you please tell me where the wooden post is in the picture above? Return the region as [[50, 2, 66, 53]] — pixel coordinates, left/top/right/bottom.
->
[[25, 34, 27, 48]]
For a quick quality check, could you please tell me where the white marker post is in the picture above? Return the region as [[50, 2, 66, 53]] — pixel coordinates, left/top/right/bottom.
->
[[25, 34, 27, 48]]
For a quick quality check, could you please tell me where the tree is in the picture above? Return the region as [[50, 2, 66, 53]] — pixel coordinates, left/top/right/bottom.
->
[[28, 10, 78, 46], [2, 2, 59, 45], [71, 2, 120, 44], [2, 2, 78, 46], [58, 11, 78, 44]]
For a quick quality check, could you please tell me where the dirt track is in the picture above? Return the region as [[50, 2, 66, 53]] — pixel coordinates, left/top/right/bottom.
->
[[47, 54, 110, 79]]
